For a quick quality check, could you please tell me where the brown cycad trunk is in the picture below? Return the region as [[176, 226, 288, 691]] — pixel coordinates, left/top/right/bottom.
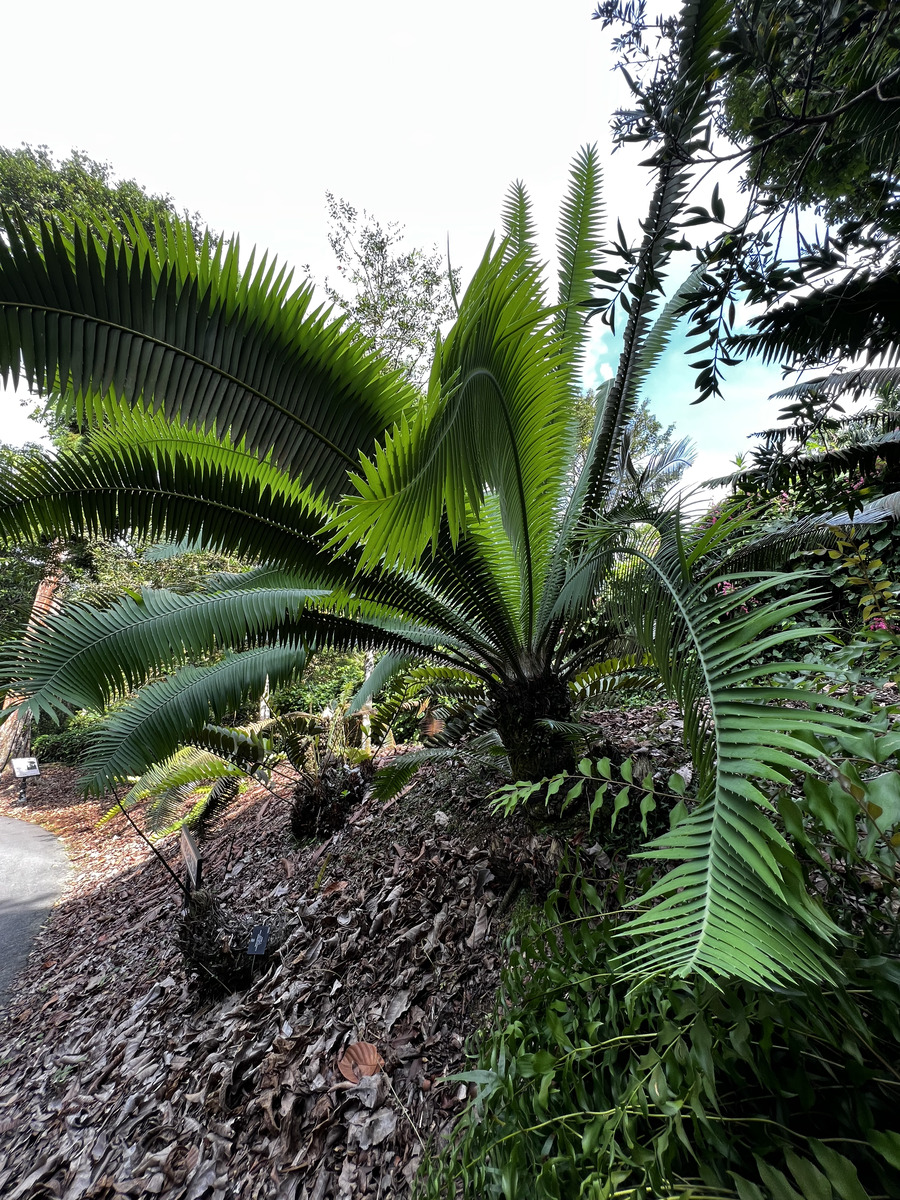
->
[[492, 673, 575, 782], [0, 568, 63, 775]]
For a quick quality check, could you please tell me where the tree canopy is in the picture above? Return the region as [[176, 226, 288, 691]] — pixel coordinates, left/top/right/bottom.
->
[[0, 144, 210, 247]]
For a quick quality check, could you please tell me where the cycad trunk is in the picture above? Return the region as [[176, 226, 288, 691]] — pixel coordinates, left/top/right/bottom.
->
[[0, 569, 63, 775], [493, 674, 574, 782]]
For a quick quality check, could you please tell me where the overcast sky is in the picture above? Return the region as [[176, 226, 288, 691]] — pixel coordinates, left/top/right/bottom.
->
[[1, 0, 787, 486]]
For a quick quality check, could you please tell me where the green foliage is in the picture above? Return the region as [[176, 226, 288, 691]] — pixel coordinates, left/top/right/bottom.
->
[[32, 708, 107, 765], [719, 1, 900, 240], [420, 873, 900, 1200], [595, 0, 900, 396], [270, 649, 366, 716], [492, 752, 676, 850], [316, 193, 460, 389], [100, 742, 250, 835], [0, 0, 878, 985], [0, 143, 209, 247]]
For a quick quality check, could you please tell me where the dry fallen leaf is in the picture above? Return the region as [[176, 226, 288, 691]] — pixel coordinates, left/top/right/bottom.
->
[[321, 879, 348, 896], [337, 1041, 384, 1083]]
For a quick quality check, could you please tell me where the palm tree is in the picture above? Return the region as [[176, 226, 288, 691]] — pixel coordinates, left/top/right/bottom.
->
[[0, 0, 867, 984]]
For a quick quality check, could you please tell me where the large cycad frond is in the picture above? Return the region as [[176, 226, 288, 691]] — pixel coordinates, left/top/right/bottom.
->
[[3, 568, 483, 728], [333, 241, 574, 644], [0, 214, 415, 497], [501, 181, 540, 273], [555, 143, 603, 379], [0, 406, 340, 572], [80, 641, 308, 793], [607, 513, 864, 985], [1, 585, 318, 719]]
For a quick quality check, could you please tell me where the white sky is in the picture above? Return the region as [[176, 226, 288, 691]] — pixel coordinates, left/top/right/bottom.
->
[[1, 0, 788, 485]]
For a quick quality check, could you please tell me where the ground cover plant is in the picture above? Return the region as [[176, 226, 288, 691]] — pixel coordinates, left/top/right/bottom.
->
[[421, 866, 900, 1200]]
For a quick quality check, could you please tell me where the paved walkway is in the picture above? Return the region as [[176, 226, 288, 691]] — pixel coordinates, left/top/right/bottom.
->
[[0, 815, 70, 1005]]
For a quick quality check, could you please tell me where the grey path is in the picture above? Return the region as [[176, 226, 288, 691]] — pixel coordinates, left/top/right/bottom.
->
[[0, 815, 70, 1005]]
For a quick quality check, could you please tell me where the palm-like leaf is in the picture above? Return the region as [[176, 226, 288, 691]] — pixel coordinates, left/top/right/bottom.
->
[[101, 744, 248, 833], [0, 214, 415, 497], [555, 144, 604, 379], [607, 511, 862, 984], [501, 181, 540, 270], [80, 642, 308, 793], [332, 241, 575, 603]]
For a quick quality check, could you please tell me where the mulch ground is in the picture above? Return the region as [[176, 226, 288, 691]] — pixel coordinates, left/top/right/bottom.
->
[[0, 748, 571, 1200], [7, 685, 850, 1199], [1, 680, 896, 1199]]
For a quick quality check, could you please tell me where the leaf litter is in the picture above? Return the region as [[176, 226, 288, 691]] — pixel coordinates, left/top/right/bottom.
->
[[0, 753, 566, 1199]]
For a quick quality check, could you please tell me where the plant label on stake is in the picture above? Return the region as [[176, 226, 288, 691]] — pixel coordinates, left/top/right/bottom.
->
[[247, 924, 270, 956], [180, 827, 202, 891], [11, 758, 40, 778], [11, 757, 40, 806]]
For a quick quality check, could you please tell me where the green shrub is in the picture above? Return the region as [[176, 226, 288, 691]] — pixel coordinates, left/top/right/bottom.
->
[[421, 869, 900, 1199], [33, 709, 108, 765], [270, 649, 366, 716]]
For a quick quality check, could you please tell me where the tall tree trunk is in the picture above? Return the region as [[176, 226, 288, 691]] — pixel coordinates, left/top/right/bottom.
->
[[0, 569, 63, 775], [492, 674, 575, 782]]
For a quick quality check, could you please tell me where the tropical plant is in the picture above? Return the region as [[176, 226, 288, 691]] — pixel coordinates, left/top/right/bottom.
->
[[419, 868, 900, 1200], [0, 0, 873, 985]]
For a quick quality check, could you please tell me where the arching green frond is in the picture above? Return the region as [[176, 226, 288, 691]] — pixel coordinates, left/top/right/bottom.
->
[[569, 654, 654, 703], [0, 407, 344, 576], [607, 520, 866, 985], [466, 494, 529, 645], [555, 144, 603, 375], [419, 524, 527, 671], [3, 584, 322, 720], [0, 213, 415, 496], [100, 744, 248, 832], [80, 641, 309, 793], [334, 242, 574, 646], [0, 414, 524, 666]]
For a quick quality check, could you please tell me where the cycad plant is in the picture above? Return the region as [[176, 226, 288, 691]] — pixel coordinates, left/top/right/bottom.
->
[[0, 0, 869, 982]]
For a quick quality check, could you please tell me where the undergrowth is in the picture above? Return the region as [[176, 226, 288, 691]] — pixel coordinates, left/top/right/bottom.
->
[[420, 867, 900, 1199]]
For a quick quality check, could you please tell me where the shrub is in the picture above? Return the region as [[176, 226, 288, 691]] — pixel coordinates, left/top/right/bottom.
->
[[421, 869, 900, 1199], [33, 709, 108, 765]]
